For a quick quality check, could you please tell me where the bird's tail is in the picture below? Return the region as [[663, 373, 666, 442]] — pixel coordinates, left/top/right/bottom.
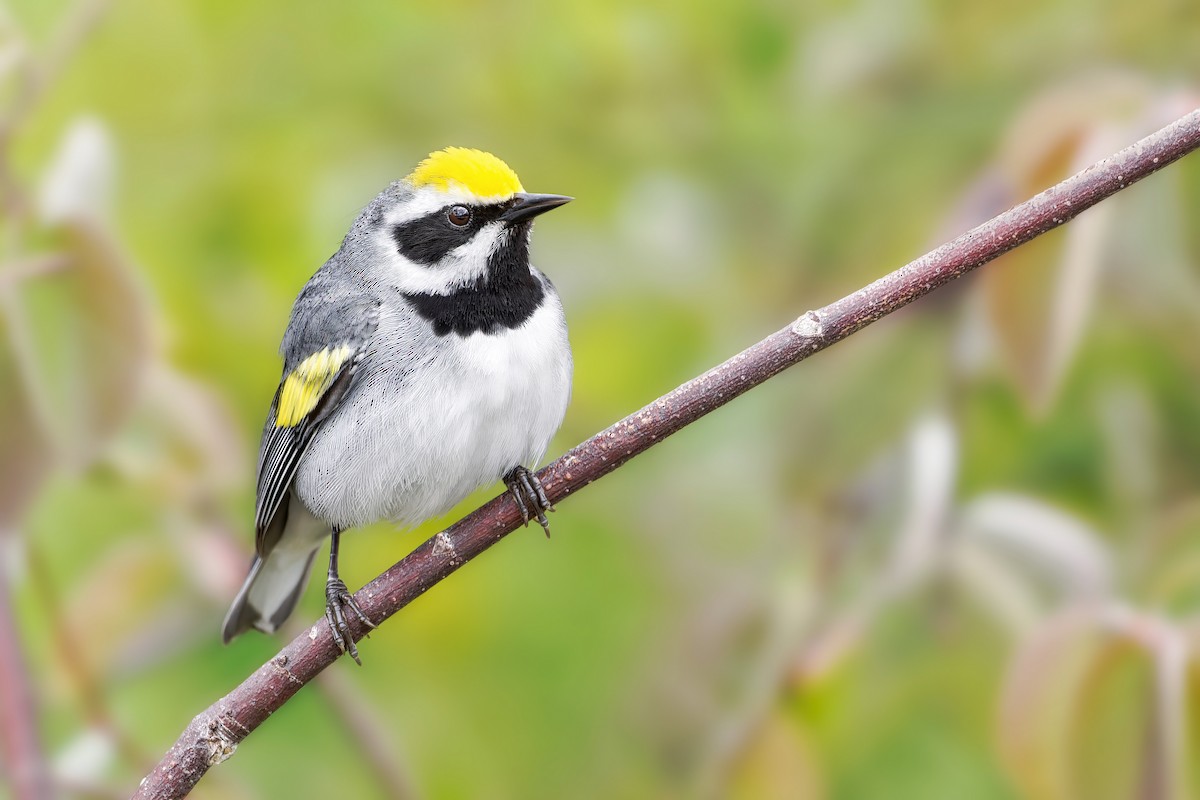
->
[[222, 543, 320, 643]]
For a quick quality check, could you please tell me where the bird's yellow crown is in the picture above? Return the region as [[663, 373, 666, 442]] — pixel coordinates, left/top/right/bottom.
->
[[407, 147, 524, 200]]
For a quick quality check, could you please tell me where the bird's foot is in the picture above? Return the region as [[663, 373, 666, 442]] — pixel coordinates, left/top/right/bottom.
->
[[324, 578, 375, 665], [504, 465, 553, 537]]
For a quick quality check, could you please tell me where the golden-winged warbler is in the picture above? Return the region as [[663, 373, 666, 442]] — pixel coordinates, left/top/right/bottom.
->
[[222, 147, 572, 663]]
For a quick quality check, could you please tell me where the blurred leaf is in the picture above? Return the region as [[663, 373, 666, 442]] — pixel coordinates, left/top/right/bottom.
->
[[1073, 608, 1192, 800], [169, 514, 250, 603], [996, 73, 1153, 195], [956, 493, 1113, 600], [0, 118, 153, 488], [1094, 381, 1160, 524], [105, 365, 247, 504], [51, 727, 116, 788], [16, 217, 153, 471], [946, 540, 1043, 636], [1142, 500, 1200, 614], [970, 73, 1165, 415], [727, 710, 824, 800], [0, 289, 56, 527], [1104, 87, 1200, 330], [59, 537, 177, 684], [1000, 606, 1195, 800], [1064, 638, 1154, 800], [889, 413, 957, 586], [791, 413, 958, 683], [38, 116, 114, 225], [999, 609, 1117, 800]]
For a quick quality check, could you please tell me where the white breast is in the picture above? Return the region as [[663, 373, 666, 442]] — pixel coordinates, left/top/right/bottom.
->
[[293, 290, 572, 530]]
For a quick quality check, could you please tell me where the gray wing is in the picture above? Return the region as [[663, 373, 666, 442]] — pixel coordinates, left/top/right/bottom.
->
[[254, 271, 380, 555]]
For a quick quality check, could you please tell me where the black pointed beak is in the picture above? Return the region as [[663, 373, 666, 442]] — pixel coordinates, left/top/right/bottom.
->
[[501, 192, 572, 224]]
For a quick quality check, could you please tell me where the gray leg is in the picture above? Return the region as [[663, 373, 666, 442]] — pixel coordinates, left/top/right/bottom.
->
[[324, 529, 375, 665]]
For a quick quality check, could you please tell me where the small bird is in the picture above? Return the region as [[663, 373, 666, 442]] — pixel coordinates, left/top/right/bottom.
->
[[222, 147, 573, 663]]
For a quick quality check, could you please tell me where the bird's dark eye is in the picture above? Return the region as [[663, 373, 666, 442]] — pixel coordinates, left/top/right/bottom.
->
[[447, 205, 472, 227]]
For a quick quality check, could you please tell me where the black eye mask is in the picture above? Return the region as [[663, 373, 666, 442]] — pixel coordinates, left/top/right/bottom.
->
[[391, 202, 511, 266]]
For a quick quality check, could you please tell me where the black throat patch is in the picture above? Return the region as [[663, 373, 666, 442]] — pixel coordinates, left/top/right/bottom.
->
[[401, 224, 545, 337]]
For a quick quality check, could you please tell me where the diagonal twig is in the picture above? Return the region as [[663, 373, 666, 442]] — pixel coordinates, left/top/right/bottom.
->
[[0, 0, 112, 141], [131, 107, 1200, 800], [312, 669, 420, 800], [0, 553, 53, 800], [0, 0, 113, 220]]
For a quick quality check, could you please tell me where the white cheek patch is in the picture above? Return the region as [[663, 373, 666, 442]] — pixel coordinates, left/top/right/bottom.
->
[[374, 221, 506, 296], [441, 224, 503, 284]]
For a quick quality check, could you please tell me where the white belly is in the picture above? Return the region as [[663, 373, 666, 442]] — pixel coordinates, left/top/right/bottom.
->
[[293, 296, 572, 529]]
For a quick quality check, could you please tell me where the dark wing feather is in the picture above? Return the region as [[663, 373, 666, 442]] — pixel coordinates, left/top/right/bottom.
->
[[253, 354, 357, 555], [251, 266, 381, 555]]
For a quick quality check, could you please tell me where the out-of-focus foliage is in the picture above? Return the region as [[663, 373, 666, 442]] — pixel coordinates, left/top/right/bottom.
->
[[2, 1, 1200, 798]]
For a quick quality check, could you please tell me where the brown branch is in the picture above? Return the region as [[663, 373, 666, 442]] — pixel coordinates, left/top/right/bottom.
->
[[131, 107, 1200, 800]]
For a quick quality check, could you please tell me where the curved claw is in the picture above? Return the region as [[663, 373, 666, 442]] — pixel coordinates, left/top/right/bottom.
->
[[504, 466, 554, 537], [325, 579, 373, 665]]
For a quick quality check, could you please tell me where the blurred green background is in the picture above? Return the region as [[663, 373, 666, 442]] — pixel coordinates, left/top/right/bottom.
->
[[3, 1, 1200, 798]]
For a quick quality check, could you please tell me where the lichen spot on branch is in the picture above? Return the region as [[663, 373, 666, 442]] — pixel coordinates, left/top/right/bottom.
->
[[791, 310, 824, 339]]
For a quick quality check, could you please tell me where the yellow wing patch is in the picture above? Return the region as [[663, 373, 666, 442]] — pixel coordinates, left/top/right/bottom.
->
[[407, 147, 524, 200], [275, 345, 354, 428]]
